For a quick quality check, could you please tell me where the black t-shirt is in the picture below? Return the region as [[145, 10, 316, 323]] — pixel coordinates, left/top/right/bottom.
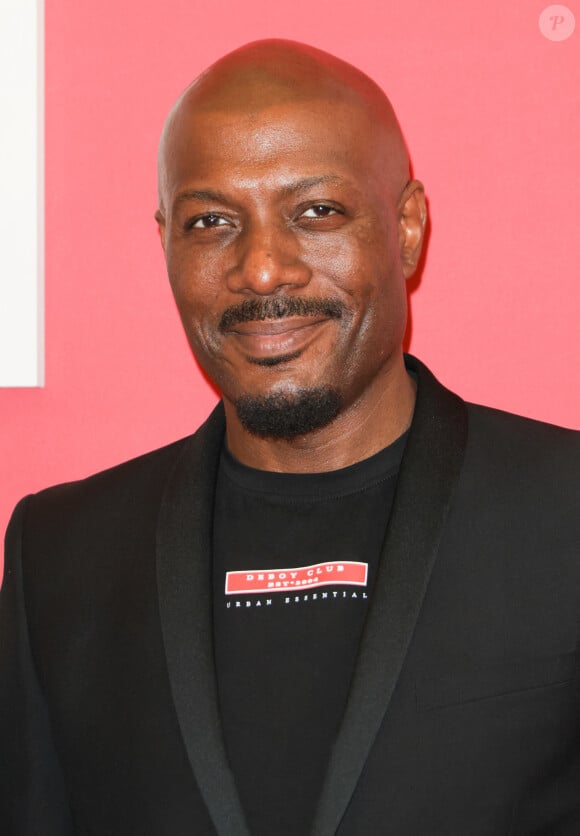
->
[[212, 433, 407, 835]]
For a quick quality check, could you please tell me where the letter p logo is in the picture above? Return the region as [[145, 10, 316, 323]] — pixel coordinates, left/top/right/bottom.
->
[[539, 5, 576, 40]]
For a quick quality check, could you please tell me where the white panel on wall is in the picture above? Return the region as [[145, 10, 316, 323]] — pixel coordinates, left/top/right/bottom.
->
[[0, 0, 44, 387]]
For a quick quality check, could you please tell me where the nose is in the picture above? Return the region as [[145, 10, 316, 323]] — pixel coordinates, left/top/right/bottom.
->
[[226, 221, 311, 295]]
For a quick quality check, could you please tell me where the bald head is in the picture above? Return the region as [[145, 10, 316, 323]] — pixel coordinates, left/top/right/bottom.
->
[[157, 40, 410, 213], [156, 39, 427, 463]]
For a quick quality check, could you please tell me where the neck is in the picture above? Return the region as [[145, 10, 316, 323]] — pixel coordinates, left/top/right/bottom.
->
[[223, 358, 416, 473]]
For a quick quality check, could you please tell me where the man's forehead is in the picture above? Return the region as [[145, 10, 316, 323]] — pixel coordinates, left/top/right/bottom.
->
[[157, 40, 410, 209], [162, 103, 389, 204]]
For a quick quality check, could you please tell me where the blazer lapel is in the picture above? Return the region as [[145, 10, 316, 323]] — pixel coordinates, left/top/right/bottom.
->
[[156, 404, 251, 836], [312, 355, 469, 836]]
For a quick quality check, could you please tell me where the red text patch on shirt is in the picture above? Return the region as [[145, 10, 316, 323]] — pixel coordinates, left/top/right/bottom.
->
[[225, 560, 368, 595]]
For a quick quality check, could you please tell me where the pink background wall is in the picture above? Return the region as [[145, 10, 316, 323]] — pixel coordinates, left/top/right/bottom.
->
[[1, 1, 579, 575]]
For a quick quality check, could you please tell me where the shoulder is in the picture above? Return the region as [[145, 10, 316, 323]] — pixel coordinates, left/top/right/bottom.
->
[[4, 438, 190, 586], [3, 409, 223, 607], [408, 355, 579, 527], [465, 401, 580, 475], [23, 434, 193, 525], [452, 403, 580, 542], [12, 402, 225, 549], [409, 353, 579, 480]]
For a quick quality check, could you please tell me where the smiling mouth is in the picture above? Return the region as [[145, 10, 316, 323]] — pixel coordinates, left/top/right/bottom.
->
[[225, 316, 331, 362]]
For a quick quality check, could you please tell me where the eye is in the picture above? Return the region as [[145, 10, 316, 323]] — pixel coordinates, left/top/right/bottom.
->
[[188, 213, 230, 229], [300, 204, 341, 219]]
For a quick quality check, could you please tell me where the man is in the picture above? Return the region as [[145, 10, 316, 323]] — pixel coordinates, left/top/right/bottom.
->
[[1, 39, 579, 836]]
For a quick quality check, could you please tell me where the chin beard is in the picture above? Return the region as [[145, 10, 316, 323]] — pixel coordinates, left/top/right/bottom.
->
[[234, 387, 342, 440]]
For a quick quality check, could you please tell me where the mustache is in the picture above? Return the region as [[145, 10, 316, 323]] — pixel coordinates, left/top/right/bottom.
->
[[219, 297, 344, 331]]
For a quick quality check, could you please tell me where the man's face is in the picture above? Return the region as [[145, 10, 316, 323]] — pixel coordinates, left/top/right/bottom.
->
[[159, 98, 412, 434]]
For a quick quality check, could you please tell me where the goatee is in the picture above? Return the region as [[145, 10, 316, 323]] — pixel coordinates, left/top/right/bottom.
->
[[234, 388, 342, 440]]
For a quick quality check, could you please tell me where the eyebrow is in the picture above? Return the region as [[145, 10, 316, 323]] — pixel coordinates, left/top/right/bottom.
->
[[280, 175, 347, 195], [173, 188, 232, 207], [173, 175, 348, 209]]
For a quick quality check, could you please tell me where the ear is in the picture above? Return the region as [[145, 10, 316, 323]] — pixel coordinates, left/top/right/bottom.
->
[[397, 180, 427, 279], [154, 208, 167, 253]]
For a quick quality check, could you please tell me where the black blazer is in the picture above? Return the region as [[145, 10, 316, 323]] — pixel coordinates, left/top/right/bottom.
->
[[1, 356, 579, 836]]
